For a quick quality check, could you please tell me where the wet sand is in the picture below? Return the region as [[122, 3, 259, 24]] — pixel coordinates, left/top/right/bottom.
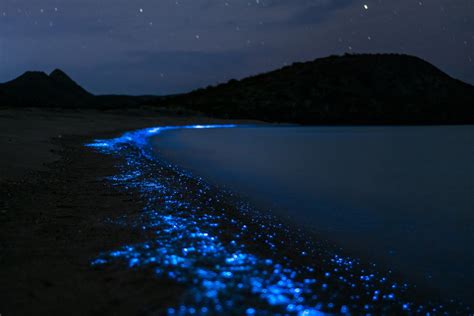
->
[[0, 108, 252, 314], [84, 125, 473, 315], [0, 108, 472, 314], [153, 125, 474, 303], [0, 107, 233, 181]]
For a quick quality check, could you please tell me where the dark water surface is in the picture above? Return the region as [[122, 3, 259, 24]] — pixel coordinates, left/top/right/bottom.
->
[[153, 126, 474, 302]]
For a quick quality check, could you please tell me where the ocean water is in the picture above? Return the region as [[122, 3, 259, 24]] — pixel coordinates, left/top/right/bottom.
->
[[152, 125, 474, 302]]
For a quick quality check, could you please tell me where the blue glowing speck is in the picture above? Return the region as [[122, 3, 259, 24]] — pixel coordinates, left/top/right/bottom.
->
[[86, 124, 464, 315]]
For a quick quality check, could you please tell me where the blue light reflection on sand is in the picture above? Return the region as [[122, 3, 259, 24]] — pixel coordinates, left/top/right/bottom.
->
[[86, 125, 470, 315]]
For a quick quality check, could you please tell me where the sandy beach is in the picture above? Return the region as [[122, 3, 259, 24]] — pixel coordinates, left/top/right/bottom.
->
[[0, 107, 237, 181], [1, 0, 472, 311], [0, 108, 251, 314], [1, 108, 472, 315]]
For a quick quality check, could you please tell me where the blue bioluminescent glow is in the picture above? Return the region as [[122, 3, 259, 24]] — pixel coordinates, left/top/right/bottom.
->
[[86, 124, 471, 315], [86, 124, 237, 150]]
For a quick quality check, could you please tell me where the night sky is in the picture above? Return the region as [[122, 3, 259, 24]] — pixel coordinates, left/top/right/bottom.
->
[[1, 0, 473, 95]]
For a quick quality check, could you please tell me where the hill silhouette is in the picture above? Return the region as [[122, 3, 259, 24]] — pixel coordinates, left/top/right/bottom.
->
[[0, 70, 94, 107], [1, 54, 473, 124], [156, 54, 474, 124], [0, 69, 153, 108]]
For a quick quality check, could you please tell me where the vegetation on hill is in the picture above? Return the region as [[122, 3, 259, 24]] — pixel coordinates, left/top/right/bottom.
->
[[1, 54, 473, 124], [155, 54, 474, 124]]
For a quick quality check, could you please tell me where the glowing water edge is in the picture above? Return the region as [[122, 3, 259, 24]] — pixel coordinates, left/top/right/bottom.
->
[[86, 125, 471, 315]]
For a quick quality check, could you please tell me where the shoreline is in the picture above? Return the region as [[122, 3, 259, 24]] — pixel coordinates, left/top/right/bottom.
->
[[83, 125, 472, 314], [0, 108, 256, 314], [151, 123, 474, 304], [0, 110, 472, 314], [1, 132, 160, 314]]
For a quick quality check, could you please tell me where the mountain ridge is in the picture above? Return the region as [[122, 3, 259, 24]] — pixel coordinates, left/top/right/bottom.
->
[[1, 54, 473, 124], [155, 53, 474, 124], [0, 69, 94, 107]]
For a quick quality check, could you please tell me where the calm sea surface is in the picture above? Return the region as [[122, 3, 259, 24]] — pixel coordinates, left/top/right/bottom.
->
[[152, 126, 474, 302]]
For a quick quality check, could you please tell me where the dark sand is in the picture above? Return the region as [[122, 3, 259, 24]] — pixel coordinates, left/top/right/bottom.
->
[[0, 108, 252, 314], [0, 108, 472, 314], [0, 107, 229, 181]]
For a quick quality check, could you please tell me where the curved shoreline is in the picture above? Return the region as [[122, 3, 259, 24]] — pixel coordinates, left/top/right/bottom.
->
[[0, 111, 259, 315], [86, 125, 472, 315]]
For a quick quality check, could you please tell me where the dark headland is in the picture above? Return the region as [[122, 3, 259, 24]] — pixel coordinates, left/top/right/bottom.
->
[[0, 68, 156, 108], [1, 53, 474, 124]]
